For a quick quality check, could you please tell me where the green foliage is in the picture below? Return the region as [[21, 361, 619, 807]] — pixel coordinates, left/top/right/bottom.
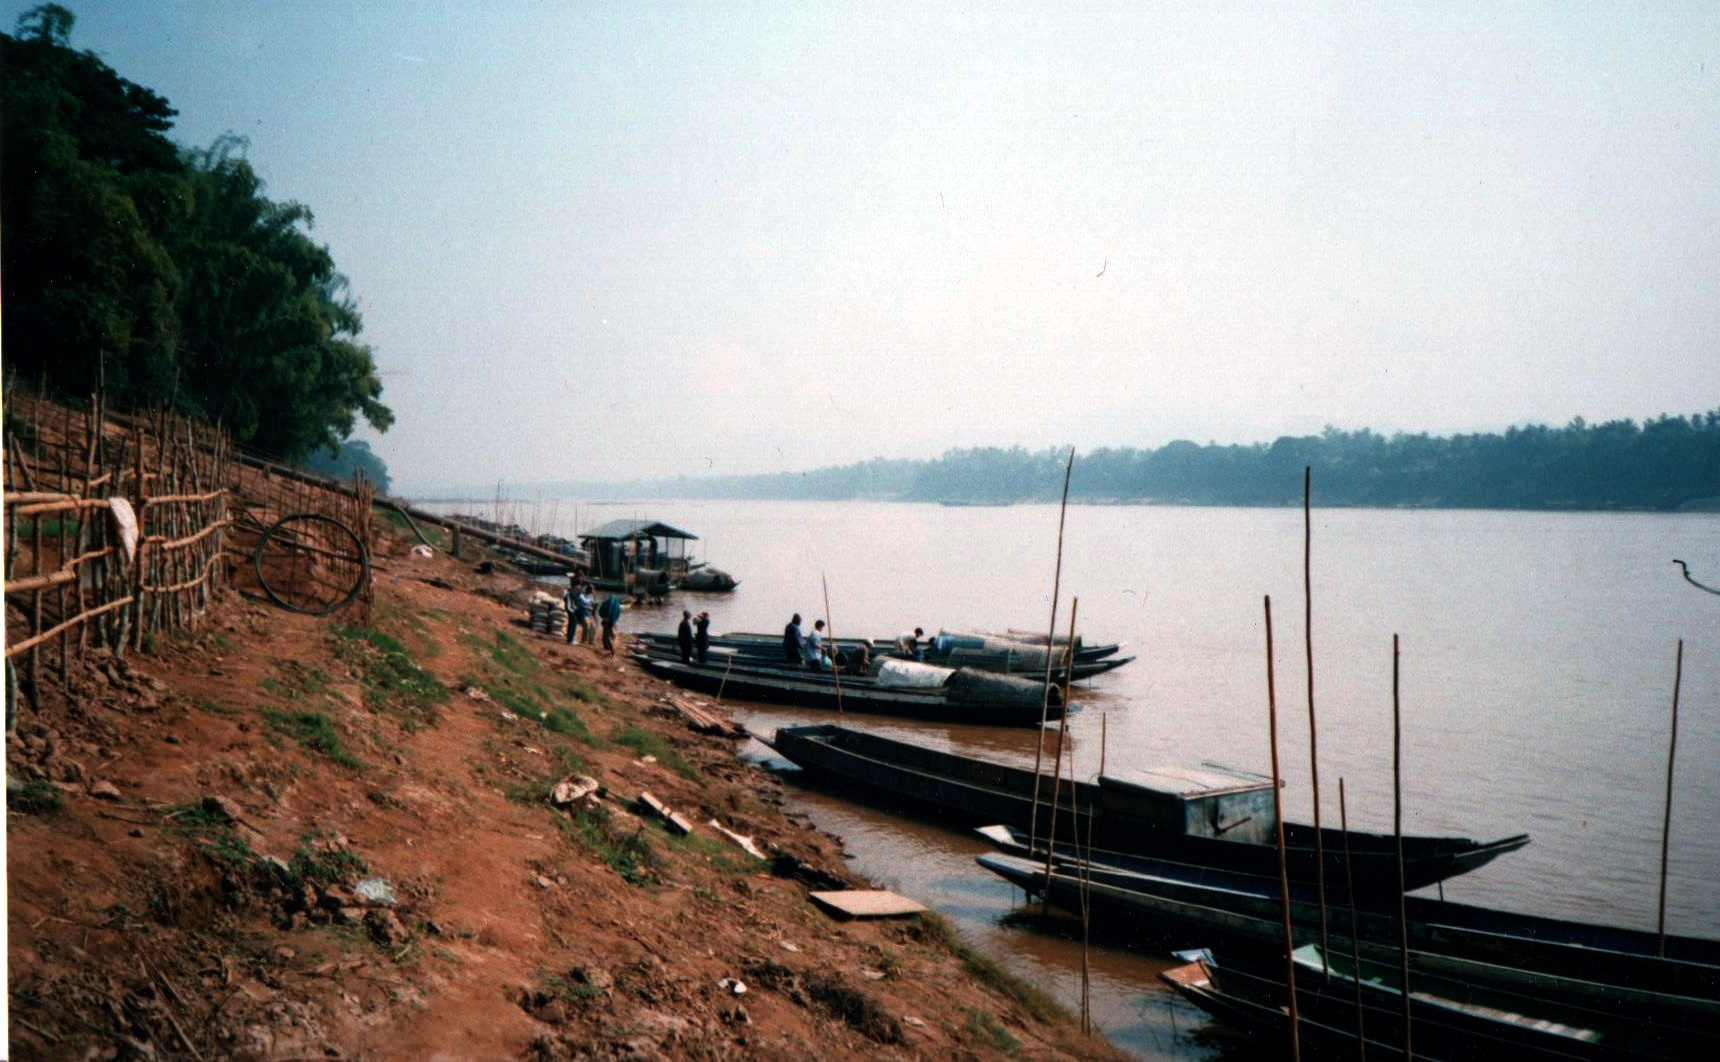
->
[[11, 775, 64, 814], [0, 12, 391, 459], [304, 439, 392, 492], [260, 707, 362, 768]]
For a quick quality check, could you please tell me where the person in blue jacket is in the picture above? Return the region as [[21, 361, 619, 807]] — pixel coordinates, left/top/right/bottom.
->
[[599, 593, 623, 655], [782, 613, 804, 663]]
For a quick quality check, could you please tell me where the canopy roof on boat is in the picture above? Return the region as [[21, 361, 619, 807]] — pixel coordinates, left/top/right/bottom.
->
[[579, 519, 698, 542]]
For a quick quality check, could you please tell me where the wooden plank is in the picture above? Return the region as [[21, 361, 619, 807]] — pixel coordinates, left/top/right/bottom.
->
[[808, 890, 928, 919]]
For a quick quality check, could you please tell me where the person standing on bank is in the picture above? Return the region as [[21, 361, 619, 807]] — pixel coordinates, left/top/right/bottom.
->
[[574, 584, 596, 644], [782, 613, 804, 663], [562, 578, 580, 645], [694, 611, 711, 664], [599, 592, 624, 655], [676, 609, 694, 663]]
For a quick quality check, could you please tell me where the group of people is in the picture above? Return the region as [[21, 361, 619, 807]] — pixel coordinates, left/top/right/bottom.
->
[[562, 578, 625, 655], [781, 613, 875, 675], [675, 609, 712, 663]]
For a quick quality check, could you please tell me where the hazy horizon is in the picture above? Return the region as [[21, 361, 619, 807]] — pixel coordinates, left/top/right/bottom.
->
[[19, 2, 1720, 494]]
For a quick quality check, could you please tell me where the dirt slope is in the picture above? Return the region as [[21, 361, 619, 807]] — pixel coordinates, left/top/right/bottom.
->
[[7, 517, 1122, 1060]]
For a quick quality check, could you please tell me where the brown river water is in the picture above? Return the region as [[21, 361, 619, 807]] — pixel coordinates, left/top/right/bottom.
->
[[434, 498, 1720, 1058]]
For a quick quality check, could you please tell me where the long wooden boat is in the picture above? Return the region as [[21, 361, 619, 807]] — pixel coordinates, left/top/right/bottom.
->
[[767, 724, 1527, 893], [1163, 944, 1720, 1060], [698, 629, 1126, 666], [633, 657, 1062, 727], [632, 635, 1133, 683], [1161, 951, 1597, 1061], [979, 851, 1720, 1036], [978, 823, 1720, 1008]]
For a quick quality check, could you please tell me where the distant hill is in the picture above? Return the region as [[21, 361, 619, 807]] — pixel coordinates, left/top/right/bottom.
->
[[424, 413, 1720, 513]]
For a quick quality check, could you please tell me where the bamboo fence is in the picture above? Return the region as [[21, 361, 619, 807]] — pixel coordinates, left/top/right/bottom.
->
[[4, 389, 378, 707]]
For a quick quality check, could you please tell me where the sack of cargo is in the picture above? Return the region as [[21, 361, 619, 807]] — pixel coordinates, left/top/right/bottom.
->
[[874, 659, 953, 688], [944, 668, 1061, 708]]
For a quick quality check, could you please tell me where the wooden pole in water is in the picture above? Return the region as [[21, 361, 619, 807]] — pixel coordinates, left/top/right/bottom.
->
[[1305, 467, 1331, 976], [1041, 597, 1079, 913], [1264, 596, 1301, 1059], [1658, 638, 1683, 956], [1029, 447, 1076, 855], [822, 573, 843, 718], [1339, 778, 1367, 1060], [1392, 635, 1412, 1060]]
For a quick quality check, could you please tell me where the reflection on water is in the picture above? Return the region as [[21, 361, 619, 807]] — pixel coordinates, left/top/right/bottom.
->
[[434, 499, 1720, 1058]]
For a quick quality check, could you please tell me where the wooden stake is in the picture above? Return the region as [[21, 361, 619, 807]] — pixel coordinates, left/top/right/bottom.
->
[[1392, 634, 1412, 1059], [1658, 638, 1683, 956], [1040, 597, 1079, 914], [1264, 595, 1300, 1059], [1029, 447, 1076, 855], [1305, 466, 1330, 974], [1339, 778, 1367, 1060], [821, 572, 842, 718]]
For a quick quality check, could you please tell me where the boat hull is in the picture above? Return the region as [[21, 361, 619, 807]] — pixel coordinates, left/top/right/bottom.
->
[[769, 724, 1527, 893]]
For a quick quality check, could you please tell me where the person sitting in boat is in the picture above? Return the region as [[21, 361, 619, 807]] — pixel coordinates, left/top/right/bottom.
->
[[896, 627, 926, 661], [804, 619, 831, 669], [835, 638, 873, 675], [783, 613, 805, 663]]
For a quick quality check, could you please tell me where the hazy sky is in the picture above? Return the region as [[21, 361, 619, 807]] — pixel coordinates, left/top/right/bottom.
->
[[18, 2, 1720, 491]]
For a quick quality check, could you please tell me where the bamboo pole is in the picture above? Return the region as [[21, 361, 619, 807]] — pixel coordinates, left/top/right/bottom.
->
[[1029, 447, 1076, 856], [1264, 595, 1300, 1059], [1039, 597, 1079, 913], [1305, 467, 1330, 974], [1392, 634, 1412, 1059], [1658, 638, 1683, 956], [1339, 778, 1367, 1060], [822, 573, 842, 720]]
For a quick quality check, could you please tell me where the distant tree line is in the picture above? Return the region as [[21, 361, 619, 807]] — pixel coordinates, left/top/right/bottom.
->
[[581, 413, 1720, 512], [1, 5, 392, 467]]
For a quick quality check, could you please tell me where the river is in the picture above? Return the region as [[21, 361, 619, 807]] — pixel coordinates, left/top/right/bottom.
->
[[430, 498, 1720, 1058]]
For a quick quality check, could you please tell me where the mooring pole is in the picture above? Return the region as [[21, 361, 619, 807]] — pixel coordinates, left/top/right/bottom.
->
[[1305, 467, 1330, 975], [1658, 638, 1683, 956], [1029, 447, 1076, 856], [1339, 778, 1367, 1060], [1265, 596, 1301, 1060], [1393, 634, 1412, 1060]]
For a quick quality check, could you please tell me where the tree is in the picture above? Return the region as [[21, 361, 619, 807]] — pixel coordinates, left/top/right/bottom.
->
[[1, 7, 392, 460]]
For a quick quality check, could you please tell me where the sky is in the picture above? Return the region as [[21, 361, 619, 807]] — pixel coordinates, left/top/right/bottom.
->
[[14, 1, 1720, 492]]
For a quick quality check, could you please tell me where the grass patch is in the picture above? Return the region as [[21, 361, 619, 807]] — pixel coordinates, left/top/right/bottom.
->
[[965, 1009, 1019, 1054], [260, 708, 362, 768], [334, 624, 446, 726], [163, 803, 256, 869], [612, 725, 700, 782], [558, 804, 657, 886], [536, 971, 607, 1003], [288, 830, 369, 886], [377, 506, 447, 549], [910, 912, 1066, 1025], [262, 659, 335, 701], [668, 830, 762, 875], [11, 776, 63, 814]]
